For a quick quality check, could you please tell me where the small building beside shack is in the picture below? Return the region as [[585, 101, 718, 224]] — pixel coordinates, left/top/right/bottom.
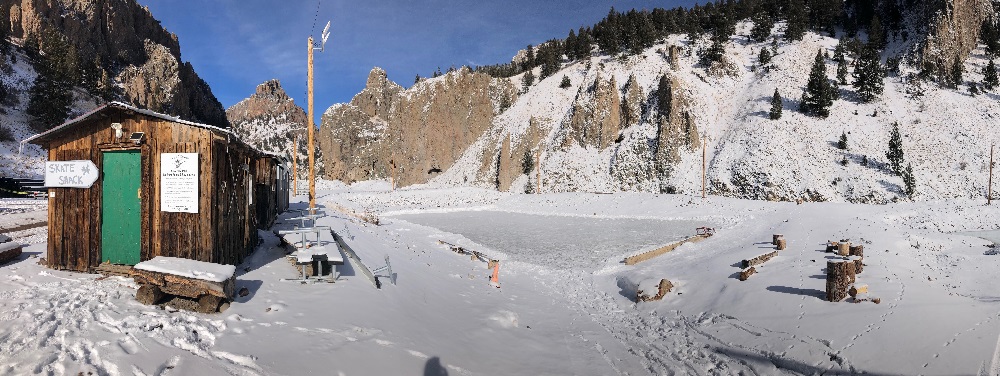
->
[[25, 102, 289, 273]]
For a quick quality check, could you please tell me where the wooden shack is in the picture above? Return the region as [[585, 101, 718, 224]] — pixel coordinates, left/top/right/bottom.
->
[[25, 102, 290, 272]]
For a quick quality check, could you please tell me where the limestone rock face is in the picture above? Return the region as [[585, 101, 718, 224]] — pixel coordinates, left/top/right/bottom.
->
[[318, 67, 516, 187], [226, 80, 312, 176], [654, 76, 699, 192], [563, 74, 621, 149], [3, 0, 228, 125], [620, 75, 644, 129]]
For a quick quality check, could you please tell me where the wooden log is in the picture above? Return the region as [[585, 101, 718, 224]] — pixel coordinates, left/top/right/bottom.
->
[[826, 260, 856, 302], [849, 245, 864, 258], [739, 267, 756, 281], [838, 241, 851, 256], [131, 268, 234, 299], [776, 239, 787, 251], [849, 255, 863, 274], [742, 251, 778, 268], [197, 294, 223, 313], [0, 242, 23, 265], [136, 284, 166, 305], [849, 284, 869, 298], [625, 235, 707, 265], [637, 279, 674, 302], [772, 234, 783, 245]]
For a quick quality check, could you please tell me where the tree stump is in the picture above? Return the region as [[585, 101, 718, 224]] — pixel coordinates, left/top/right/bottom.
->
[[838, 241, 851, 256], [849, 255, 863, 274], [136, 284, 166, 305], [826, 241, 838, 253], [777, 239, 787, 250], [773, 234, 784, 246], [849, 245, 864, 258], [826, 260, 856, 302]]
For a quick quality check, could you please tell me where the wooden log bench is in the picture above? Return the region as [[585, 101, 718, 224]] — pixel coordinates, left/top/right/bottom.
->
[[742, 251, 778, 268], [0, 241, 23, 265], [131, 257, 236, 313]]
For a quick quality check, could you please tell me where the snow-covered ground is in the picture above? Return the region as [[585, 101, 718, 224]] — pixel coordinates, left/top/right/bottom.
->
[[1, 181, 1000, 375]]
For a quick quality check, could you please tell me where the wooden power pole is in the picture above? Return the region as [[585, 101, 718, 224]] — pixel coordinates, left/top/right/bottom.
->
[[307, 22, 331, 213], [990, 144, 995, 205], [292, 134, 298, 195], [702, 134, 707, 199], [536, 150, 541, 194]]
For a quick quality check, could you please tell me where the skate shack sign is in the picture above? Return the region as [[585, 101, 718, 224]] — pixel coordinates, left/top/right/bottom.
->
[[44, 160, 100, 188]]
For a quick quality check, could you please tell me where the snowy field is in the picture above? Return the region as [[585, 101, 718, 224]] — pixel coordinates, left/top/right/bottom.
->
[[1, 182, 1000, 375]]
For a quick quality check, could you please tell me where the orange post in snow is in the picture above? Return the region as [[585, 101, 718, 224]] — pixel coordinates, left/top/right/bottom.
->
[[489, 261, 500, 288]]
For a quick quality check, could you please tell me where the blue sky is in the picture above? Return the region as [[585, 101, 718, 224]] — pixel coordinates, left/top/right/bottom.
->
[[137, 1, 701, 123]]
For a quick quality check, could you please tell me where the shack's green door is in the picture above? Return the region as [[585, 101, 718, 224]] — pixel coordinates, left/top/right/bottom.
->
[[101, 150, 141, 265]]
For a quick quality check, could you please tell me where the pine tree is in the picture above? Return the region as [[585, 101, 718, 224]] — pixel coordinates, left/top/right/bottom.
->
[[982, 20, 1000, 57], [984, 60, 999, 90], [800, 49, 834, 117], [867, 16, 886, 50], [657, 74, 672, 120], [950, 56, 964, 88], [750, 12, 773, 42], [902, 162, 916, 196], [559, 75, 571, 89], [522, 151, 534, 175], [853, 45, 884, 102], [838, 131, 848, 150], [414, 75, 421, 85], [758, 47, 772, 66], [521, 69, 535, 92], [770, 88, 783, 120], [522, 45, 535, 72], [784, 0, 808, 42], [886, 122, 904, 176], [836, 58, 849, 85], [26, 28, 78, 132], [699, 38, 725, 66]]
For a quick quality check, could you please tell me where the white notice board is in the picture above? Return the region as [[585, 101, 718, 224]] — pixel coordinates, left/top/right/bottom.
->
[[160, 153, 199, 213]]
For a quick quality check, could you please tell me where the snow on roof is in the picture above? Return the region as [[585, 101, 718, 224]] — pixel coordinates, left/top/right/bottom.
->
[[23, 101, 235, 146], [134, 256, 236, 283]]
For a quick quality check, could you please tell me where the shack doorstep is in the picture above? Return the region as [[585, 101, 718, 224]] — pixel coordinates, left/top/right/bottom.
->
[[131, 256, 236, 313]]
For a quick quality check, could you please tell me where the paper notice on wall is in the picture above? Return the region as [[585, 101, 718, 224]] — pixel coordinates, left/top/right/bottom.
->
[[160, 153, 199, 213]]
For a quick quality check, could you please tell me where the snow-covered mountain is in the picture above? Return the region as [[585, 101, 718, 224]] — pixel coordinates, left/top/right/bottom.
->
[[321, 12, 1000, 203], [225, 80, 317, 179]]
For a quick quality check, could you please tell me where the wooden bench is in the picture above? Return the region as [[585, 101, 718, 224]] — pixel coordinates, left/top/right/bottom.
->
[[0, 241, 23, 265], [131, 257, 236, 313]]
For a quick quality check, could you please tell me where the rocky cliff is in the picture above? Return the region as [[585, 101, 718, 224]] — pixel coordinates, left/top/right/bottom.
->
[[919, 0, 993, 78], [226, 80, 313, 176], [317, 67, 516, 186], [2, 0, 228, 125]]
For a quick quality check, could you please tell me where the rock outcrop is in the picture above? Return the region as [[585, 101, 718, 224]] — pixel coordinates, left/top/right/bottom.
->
[[3, 0, 228, 126], [226, 80, 312, 176], [562, 74, 621, 149], [918, 0, 993, 80], [318, 67, 516, 186]]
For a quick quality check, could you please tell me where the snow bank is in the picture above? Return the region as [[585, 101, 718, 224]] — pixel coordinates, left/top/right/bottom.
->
[[134, 256, 236, 283]]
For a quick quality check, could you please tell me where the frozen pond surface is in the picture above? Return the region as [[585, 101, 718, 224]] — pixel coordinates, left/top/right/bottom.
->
[[962, 229, 1000, 244], [391, 211, 708, 270]]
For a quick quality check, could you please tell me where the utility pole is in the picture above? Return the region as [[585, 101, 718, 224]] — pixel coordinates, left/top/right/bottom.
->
[[307, 21, 331, 213], [990, 144, 995, 205], [292, 134, 298, 195], [536, 149, 541, 194], [702, 134, 707, 199]]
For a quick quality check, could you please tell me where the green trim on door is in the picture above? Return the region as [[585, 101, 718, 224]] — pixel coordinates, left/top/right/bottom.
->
[[101, 150, 141, 265]]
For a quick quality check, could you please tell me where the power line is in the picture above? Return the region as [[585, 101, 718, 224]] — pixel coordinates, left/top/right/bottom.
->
[[310, 0, 321, 37]]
